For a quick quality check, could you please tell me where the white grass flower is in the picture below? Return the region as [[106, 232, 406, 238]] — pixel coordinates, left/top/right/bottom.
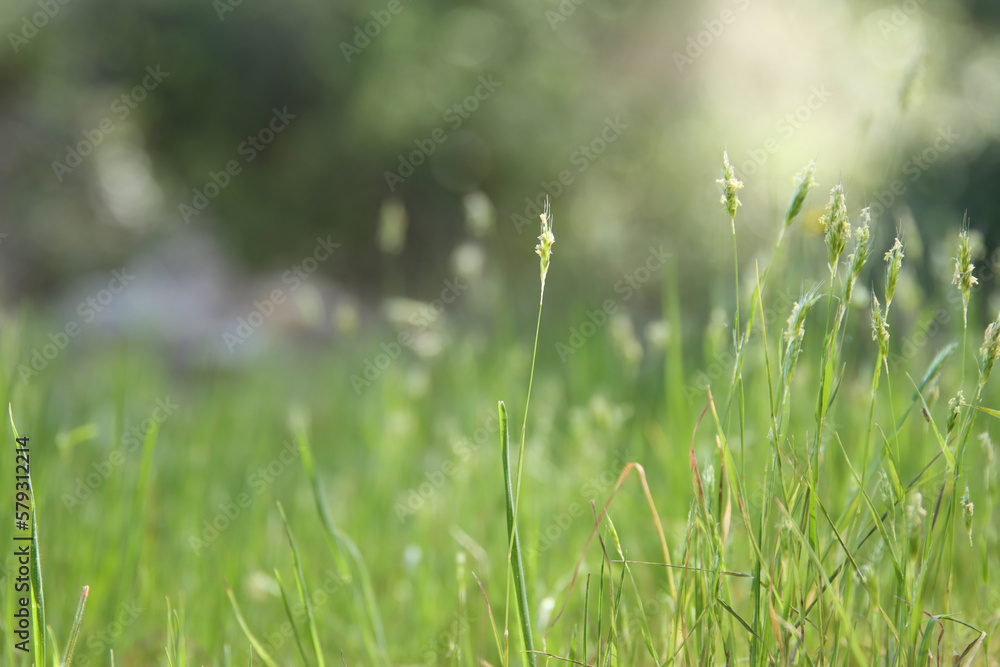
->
[[884, 238, 904, 310], [844, 207, 872, 306], [717, 151, 743, 229], [871, 295, 889, 358], [947, 390, 964, 435], [978, 310, 1000, 391], [535, 198, 555, 292], [819, 184, 850, 278], [905, 491, 926, 556], [780, 286, 821, 388], [960, 487, 974, 546], [784, 160, 816, 228], [953, 219, 978, 328], [981, 431, 996, 469]]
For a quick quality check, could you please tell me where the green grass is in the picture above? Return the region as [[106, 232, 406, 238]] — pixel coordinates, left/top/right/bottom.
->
[[1, 156, 999, 665]]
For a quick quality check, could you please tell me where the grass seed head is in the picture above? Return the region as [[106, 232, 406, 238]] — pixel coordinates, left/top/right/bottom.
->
[[978, 310, 1000, 391], [781, 287, 821, 387], [819, 184, 850, 277], [717, 151, 744, 226], [844, 207, 872, 305], [981, 431, 996, 469], [953, 221, 978, 327], [784, 160, 816, 228], [961, 486, 974, 546], [883, 237, 904, 309], [904, 492, 926, 530], [871, 295, 889, 358], [905, 492, 926, 556], [535, 197, 555, 290], [926, 376, 940, 405], [947, 390, 964, 435]]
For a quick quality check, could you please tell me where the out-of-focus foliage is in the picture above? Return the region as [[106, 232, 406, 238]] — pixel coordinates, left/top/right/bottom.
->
[[1, 0, 999, 313]]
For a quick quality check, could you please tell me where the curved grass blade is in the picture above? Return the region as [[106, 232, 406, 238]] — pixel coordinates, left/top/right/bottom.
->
[[277, 502, 326, 667], [47, 625, 59, 667], [295, 421, 387, 665], [164, 599, 187, 667], [274, 569, 311, 667], [225, 582, 280, 667], [62, 585, 89, 667], [499, 401, 536, 667]]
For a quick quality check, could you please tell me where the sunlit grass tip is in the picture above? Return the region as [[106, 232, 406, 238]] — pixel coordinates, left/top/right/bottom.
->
[[784, 160, 816, 228], [535, 197, 555, 293], [819, 183, 850, 278], [717, 150, 743, 228], [953, 215, 978, 327], [883, 237, 904, 311]]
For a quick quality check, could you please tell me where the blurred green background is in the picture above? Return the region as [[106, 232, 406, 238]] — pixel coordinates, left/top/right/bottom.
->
[[2, 0, 1000, 316], [3, 0, 1000, 663]]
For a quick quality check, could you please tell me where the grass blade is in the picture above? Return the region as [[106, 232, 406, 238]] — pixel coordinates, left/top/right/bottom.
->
[[277, 502, 326, 667], [225, 582, 280, 667], [499, 401, 536, 667], [274, 568, 312, 667], [62, 585, 89, 667], [294, 419, 387, 664]]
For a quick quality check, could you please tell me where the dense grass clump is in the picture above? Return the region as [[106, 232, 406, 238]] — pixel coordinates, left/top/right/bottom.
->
[[1, 156, 999, 665]]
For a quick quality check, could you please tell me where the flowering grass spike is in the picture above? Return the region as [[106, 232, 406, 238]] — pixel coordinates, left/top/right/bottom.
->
[[819, 184, 850, 277], [536, 198, 555, 294], [784, 160, 816, 228], [717, 151, 743, 228], [884, 238, 904, 311], [953, 219, 977, 327]]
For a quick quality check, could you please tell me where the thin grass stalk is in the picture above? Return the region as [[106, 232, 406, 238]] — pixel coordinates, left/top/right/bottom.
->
[[499, 401, 536, 667], [295, 424, 387, 665], [61, 586, 89, 667], [277, 502, 326, 667], [503, 200, 552, 665]]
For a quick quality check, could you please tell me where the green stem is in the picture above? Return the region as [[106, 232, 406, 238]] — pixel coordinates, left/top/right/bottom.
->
[[500, 402, 536, 667]]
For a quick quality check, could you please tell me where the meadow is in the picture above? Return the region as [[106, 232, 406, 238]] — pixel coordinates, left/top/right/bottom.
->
[[1, 156, 998, 666]]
